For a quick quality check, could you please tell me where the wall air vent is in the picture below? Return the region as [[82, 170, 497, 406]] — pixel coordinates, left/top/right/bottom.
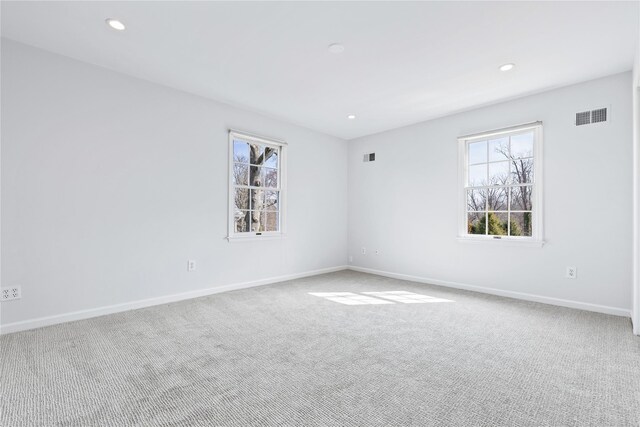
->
[[363, 152, 376, 162], [575, 107, 608, 126], [575, 111, 591, 126], [591, 107, 607, 123]]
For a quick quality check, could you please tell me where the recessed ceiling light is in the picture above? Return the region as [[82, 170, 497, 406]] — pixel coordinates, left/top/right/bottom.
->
[[347, 114, 356, 120], [328, 43, 345, 54], [499, 63, 515, 72], [106, 18, 126, 31]]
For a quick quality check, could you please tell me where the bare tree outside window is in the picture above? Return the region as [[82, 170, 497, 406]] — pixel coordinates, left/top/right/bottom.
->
[[465, 130, 535, 237], [230, 135, 282, 236]]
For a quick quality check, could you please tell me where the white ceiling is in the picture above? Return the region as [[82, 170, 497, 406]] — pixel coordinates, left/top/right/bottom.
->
[[2, 1, 638, 140]]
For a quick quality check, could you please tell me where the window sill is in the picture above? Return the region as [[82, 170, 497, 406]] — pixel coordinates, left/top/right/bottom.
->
[[226, 233, 286, 243], [457, 236, 544, 248]]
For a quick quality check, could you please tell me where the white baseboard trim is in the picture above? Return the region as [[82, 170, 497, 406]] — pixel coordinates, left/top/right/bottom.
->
[[348, 266, 632, 318], [1, 265, 348, 335]]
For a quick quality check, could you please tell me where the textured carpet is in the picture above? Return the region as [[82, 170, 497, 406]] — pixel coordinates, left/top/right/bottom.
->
[[1, 270, 639, 426]]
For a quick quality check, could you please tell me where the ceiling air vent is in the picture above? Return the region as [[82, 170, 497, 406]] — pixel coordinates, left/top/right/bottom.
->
[[575, 107, 608, 126]]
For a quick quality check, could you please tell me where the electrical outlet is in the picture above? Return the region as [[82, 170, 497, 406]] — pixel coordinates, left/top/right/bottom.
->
[[375, 249, 380, 255], [566, 267, 577, 279], [187, 260, 197, 272], [1, 286, 21, 301], [361, 247, 366, 255], [348, 256, 353, 263]]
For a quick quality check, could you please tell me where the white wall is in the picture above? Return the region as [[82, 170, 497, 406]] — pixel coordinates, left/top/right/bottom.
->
[[0, 40, 348, 330], [632, 22, 640, 334], [348, 72, 633, 315]]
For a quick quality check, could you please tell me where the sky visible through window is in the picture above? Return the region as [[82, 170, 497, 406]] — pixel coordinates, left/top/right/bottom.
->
[[466, 130, 534, 237], [232, 138, 280, 233]]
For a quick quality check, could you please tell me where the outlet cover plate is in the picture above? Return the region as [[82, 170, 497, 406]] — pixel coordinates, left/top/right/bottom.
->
[[1, 286, 22, 301], [566, 267, 577, 279]]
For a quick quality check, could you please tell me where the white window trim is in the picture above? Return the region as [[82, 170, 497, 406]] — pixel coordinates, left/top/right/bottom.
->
[[457, 121, 544, 246], [227, 130, 287, 242]]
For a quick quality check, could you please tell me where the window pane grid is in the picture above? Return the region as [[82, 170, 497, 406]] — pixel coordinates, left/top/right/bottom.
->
[[231, 135, 283, 235], [467, 132, 534, 187], [465, 130, 536, 238]]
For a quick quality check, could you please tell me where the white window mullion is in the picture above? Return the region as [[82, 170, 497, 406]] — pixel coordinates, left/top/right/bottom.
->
[[228, 130, 287, 241], [458, 122, 543, 244]]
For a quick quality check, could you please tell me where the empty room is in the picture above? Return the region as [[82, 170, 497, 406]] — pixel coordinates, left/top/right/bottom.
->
[[1, 1, 639, 426]]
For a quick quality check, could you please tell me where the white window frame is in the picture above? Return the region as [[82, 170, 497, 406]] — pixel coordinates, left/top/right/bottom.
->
[[227, 130, 287, 242], [457, 122, 544, 247]]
